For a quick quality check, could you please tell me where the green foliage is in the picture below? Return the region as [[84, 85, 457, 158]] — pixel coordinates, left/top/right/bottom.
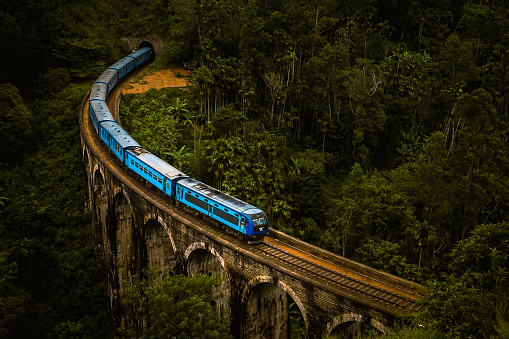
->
[[120, 271, 232, 339], [418, 222, 509, 338], [0, 83, 33, 159], [4, 0, 509, 337], [121, 89, 187, 163], [355, 239, 422, 281], [155, 40, 192, 68], [0, 84, 114, 338], [288, 301, 307, 338], [361, 323, 445, 339], [0, 0, 129, 88], [33, 68, 72, 98]]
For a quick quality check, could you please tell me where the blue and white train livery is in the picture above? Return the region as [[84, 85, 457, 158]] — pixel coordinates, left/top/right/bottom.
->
[[176, 178, 269, 240], [125, 147, 188, 197], [88, 45, 269, 243]]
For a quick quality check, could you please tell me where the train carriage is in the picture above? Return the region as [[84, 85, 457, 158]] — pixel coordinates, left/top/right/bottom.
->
[[89, 100, 115, 133], [109, 56, 135, 80], [90, 82, 107, 102], [127, 47, 153, 67], [125, 147, 188, 196], [176, 178, 269, 242], [96, 68, 119, 93], [99, 121, 140, 163]]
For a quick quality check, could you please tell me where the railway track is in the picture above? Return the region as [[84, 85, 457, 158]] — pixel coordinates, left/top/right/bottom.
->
[[253, 240, 421, 313], [81, 75, 423, 317]]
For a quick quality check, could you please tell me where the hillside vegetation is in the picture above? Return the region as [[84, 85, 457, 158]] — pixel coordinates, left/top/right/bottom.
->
[[1, 0, 509, 337]]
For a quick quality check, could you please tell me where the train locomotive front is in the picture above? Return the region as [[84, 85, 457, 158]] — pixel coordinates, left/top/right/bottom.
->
[[176, 178, 269, 243]]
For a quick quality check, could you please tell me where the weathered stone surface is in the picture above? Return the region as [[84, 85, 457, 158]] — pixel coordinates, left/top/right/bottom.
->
[[121, 36, 164, 55]]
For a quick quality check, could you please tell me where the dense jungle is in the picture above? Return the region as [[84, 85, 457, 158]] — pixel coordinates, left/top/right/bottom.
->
[[1, 0, 509, 337]]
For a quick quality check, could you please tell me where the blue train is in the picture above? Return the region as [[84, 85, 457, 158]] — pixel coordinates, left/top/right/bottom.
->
[[88, 46, 269, 243]]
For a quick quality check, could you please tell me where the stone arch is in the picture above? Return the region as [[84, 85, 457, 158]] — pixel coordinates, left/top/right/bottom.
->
[[138, 41, 156, 62], [325, 312, 385, 338], [121, 36, 163, 56], [369, 318, 388, 334], [184, 243, 230, 318], [244, 281, 288, 339], [243, 275, 308, 330], [83, 147, 90, 173], [245, 278, 290, 339], [108, 190, 137, 327], [81, 147, 90, 173], [92, 167, 108, 259], [142, 213, 176, 276], [184, 242, 226, 269], [93, 167, 105, 193]]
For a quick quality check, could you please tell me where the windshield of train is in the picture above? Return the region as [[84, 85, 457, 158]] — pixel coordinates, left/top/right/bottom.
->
[[250, 213, 268, 231]]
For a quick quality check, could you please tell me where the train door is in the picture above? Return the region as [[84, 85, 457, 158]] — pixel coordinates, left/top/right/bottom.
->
[[163, 178, 168, 195], [240, 216, 247, 233]]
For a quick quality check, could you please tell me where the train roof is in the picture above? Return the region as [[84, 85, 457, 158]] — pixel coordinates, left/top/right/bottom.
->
[[90, 101, 114, 123], [128, 47, 152, 59], [127, 147, 187, 180], [101, 122, 140, 149], [96, 68, 117, 84], [178, 178, 262, 214], [90, 83, 107, 101], [109, 56, 134, 70]]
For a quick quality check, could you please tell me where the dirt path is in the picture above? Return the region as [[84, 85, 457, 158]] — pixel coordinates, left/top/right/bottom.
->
[[120, 67, 191, 94]]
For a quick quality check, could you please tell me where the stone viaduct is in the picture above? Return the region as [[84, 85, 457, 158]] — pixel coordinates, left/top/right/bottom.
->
[[80, 42, 422, 338]]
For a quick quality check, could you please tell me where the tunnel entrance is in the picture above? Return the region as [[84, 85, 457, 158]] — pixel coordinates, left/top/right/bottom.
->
[[138, 41, 156, 62]]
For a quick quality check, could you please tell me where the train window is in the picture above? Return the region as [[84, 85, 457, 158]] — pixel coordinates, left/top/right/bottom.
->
[[213, 208, 239, 226], [153, 174, 157, 180], [144, 168, 147, 174], [185, 193, 209, 210], [194, 194, 199, 198], [131, 159, 134, 165], [224, 208, 229, 212], [235, 213, 239, 217], [135, 162, 138, 168], [214, 204, 218, 207], [204, 199, 208, 202], [158, 178, 162, 184], [149, 171, 152, 177]]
